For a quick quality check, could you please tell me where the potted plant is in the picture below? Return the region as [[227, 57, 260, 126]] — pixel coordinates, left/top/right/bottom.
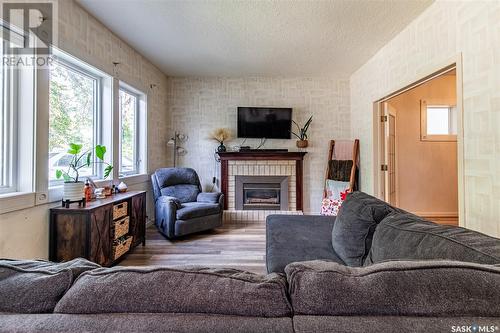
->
[[291, 116, 313, 148], [55, 143, 113, 202], [209, 128, 232, 152]]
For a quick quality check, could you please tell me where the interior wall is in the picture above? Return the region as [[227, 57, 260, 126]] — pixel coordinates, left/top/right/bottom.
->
[[350, 0, 500, 237], [166, 77, 351, 213], [387, 73, 457, 216], [0, 0, 169, 259]]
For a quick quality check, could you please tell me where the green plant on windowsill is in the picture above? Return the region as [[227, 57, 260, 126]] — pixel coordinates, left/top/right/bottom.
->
[[55, 143, 113, 182], [55, 143, 113, 202]]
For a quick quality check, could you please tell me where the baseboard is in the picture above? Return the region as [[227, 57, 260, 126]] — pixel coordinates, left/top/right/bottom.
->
[[415, 212, 459, 225]]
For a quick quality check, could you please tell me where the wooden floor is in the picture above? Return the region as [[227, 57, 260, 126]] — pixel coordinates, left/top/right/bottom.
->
[[120, 222, 267, 274]]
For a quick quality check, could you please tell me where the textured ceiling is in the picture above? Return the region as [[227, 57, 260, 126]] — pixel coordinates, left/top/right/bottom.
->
[[77, 0, 433, 77]]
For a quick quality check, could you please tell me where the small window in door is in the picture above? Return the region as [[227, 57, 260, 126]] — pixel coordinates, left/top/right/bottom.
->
[[420, 100, 457, 141]]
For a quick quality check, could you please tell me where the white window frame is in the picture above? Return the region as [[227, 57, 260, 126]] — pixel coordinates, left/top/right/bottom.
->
[[420, 100, 457, 142], [48, 53, 105, 188], [118, 81, 147, 178], [0, 40, 18, 194]]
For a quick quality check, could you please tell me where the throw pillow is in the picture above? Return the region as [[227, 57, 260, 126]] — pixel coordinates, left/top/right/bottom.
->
[[324, 179, 350, 200], [321, 180, 350, 216]]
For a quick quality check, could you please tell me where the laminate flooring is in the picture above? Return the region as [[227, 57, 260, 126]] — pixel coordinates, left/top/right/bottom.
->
[[120, 222, 267, 274]]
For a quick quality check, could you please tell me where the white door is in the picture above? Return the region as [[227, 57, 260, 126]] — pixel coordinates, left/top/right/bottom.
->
[[383, 103, 397, 205]]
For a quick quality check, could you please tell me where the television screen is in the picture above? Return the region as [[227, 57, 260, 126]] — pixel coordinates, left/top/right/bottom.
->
[[237, 107, 292, 139]]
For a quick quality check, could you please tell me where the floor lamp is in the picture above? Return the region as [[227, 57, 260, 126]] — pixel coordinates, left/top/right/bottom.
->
[[167, 132, 188, 167]]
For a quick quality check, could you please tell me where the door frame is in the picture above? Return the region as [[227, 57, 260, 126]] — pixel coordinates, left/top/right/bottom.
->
[[372, 55, 465, 227], [383, 103, 398, 206]]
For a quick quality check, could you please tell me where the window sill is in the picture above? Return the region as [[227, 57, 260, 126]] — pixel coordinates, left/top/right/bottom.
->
[[119, 173, 149, 186], [0, 192, 35, 215], [47, 174, 149, 203]]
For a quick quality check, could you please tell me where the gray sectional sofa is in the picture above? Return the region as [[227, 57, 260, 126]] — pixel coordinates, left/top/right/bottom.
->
[[1, 191, 500, 332]]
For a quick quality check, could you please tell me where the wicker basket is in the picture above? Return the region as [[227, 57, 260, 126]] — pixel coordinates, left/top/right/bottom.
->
[[113, 216, 129, 239], [113, 202, 128, 220], [113, 236, 133, 260]]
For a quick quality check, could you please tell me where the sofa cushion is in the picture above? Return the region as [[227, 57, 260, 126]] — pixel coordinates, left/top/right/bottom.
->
[[293, 316, 500, 333], [266, 214, 344, 274], [366, 212, 500, 265], [285, 260, 500, 317], [331, 191, 394, 266], [0, 258, 100, 313], [54, 266, 292, 317], [0, 313, 295, 333], [176, 202, 221, 220]]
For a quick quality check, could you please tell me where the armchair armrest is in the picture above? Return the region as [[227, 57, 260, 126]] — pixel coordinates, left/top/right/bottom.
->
[[155, 196, 181, 239], [158, 196, 181, 209], [197, 192, 223, 204]]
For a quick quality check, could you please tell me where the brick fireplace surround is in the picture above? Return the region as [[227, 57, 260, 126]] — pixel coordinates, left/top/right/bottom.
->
[[218, 151, 306, 222]]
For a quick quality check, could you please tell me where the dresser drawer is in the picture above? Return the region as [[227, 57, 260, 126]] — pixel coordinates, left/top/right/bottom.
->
[[113, 216, 130, 239], [113, 201, 128, 220]]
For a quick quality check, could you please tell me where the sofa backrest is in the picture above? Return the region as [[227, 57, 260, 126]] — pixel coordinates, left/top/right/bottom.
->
[[152, 168, 202, 203], [0, 258, 100, 313], [54, 266, 292, 318], [366, 212, 500, 265]]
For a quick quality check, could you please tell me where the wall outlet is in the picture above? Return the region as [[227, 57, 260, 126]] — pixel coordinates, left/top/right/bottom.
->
[[36, 191, 48, 205]]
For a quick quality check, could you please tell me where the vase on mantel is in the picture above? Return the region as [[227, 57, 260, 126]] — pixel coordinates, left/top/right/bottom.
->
[[217, 142, 227, 152], [296, 140, 308, 148]]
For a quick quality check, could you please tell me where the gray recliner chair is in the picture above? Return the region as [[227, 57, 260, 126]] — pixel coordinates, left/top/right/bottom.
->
[[151, 167, 224, 239]]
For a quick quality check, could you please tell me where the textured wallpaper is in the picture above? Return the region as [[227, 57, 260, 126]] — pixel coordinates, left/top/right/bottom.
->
[[350, 0, 500, 237], [166, 77, 350, 213], [0, 0, 170, 259]]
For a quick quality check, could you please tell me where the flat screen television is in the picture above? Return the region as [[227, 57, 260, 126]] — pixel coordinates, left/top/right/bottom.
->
[[237, 107, 292, 139]]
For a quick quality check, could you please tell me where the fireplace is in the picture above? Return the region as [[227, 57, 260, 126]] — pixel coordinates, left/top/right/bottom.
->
[[235, 176, 289, 211]]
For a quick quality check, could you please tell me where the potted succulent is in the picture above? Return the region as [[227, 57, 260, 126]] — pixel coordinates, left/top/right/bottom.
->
[[55, 143, 113, 202], [291, 116, 313, 148], [209, 128, 232, 152]]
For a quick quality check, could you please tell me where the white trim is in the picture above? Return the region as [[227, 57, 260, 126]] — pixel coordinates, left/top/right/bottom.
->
[[372, 54, 465, 228], [46, 174, 149, 203], [119, 173, 149, 186], [118, 81, 147, 177], [0, 192, 35, 214]]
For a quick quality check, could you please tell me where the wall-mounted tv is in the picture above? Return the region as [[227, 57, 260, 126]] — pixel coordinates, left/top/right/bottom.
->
[[237, 107, 292, 139]]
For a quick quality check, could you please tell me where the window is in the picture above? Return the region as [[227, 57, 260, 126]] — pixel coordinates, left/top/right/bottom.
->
[[49, 59, 101, 186], [420, 100, 457, 141], [119, 88, 137, 175], [119, 85, 146, 177], [0, 41, 17, 194]]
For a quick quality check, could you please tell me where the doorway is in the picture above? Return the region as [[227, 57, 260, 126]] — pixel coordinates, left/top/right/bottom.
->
[[374, 64, 463, 226]]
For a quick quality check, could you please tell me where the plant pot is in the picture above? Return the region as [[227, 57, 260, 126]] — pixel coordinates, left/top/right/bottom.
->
[[296, 140, 308, 148], [63, 181, 85, 201], [217, 142, 226, 152]]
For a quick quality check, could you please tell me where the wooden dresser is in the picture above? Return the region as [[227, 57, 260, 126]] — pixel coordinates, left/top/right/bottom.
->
[[49, 191, 146, 267]]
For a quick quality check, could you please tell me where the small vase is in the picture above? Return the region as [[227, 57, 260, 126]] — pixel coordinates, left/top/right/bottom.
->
[[296, 140, 308, 148], [63, 181, 85, 201], [217, 142, 226, 152]]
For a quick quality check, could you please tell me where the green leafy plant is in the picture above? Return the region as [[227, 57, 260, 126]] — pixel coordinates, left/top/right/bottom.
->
[[291, 116, 313, 140], [55, 143, 113, 183]]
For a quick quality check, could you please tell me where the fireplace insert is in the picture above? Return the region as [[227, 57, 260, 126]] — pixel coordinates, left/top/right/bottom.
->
[[235, 176, 289, 210]]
